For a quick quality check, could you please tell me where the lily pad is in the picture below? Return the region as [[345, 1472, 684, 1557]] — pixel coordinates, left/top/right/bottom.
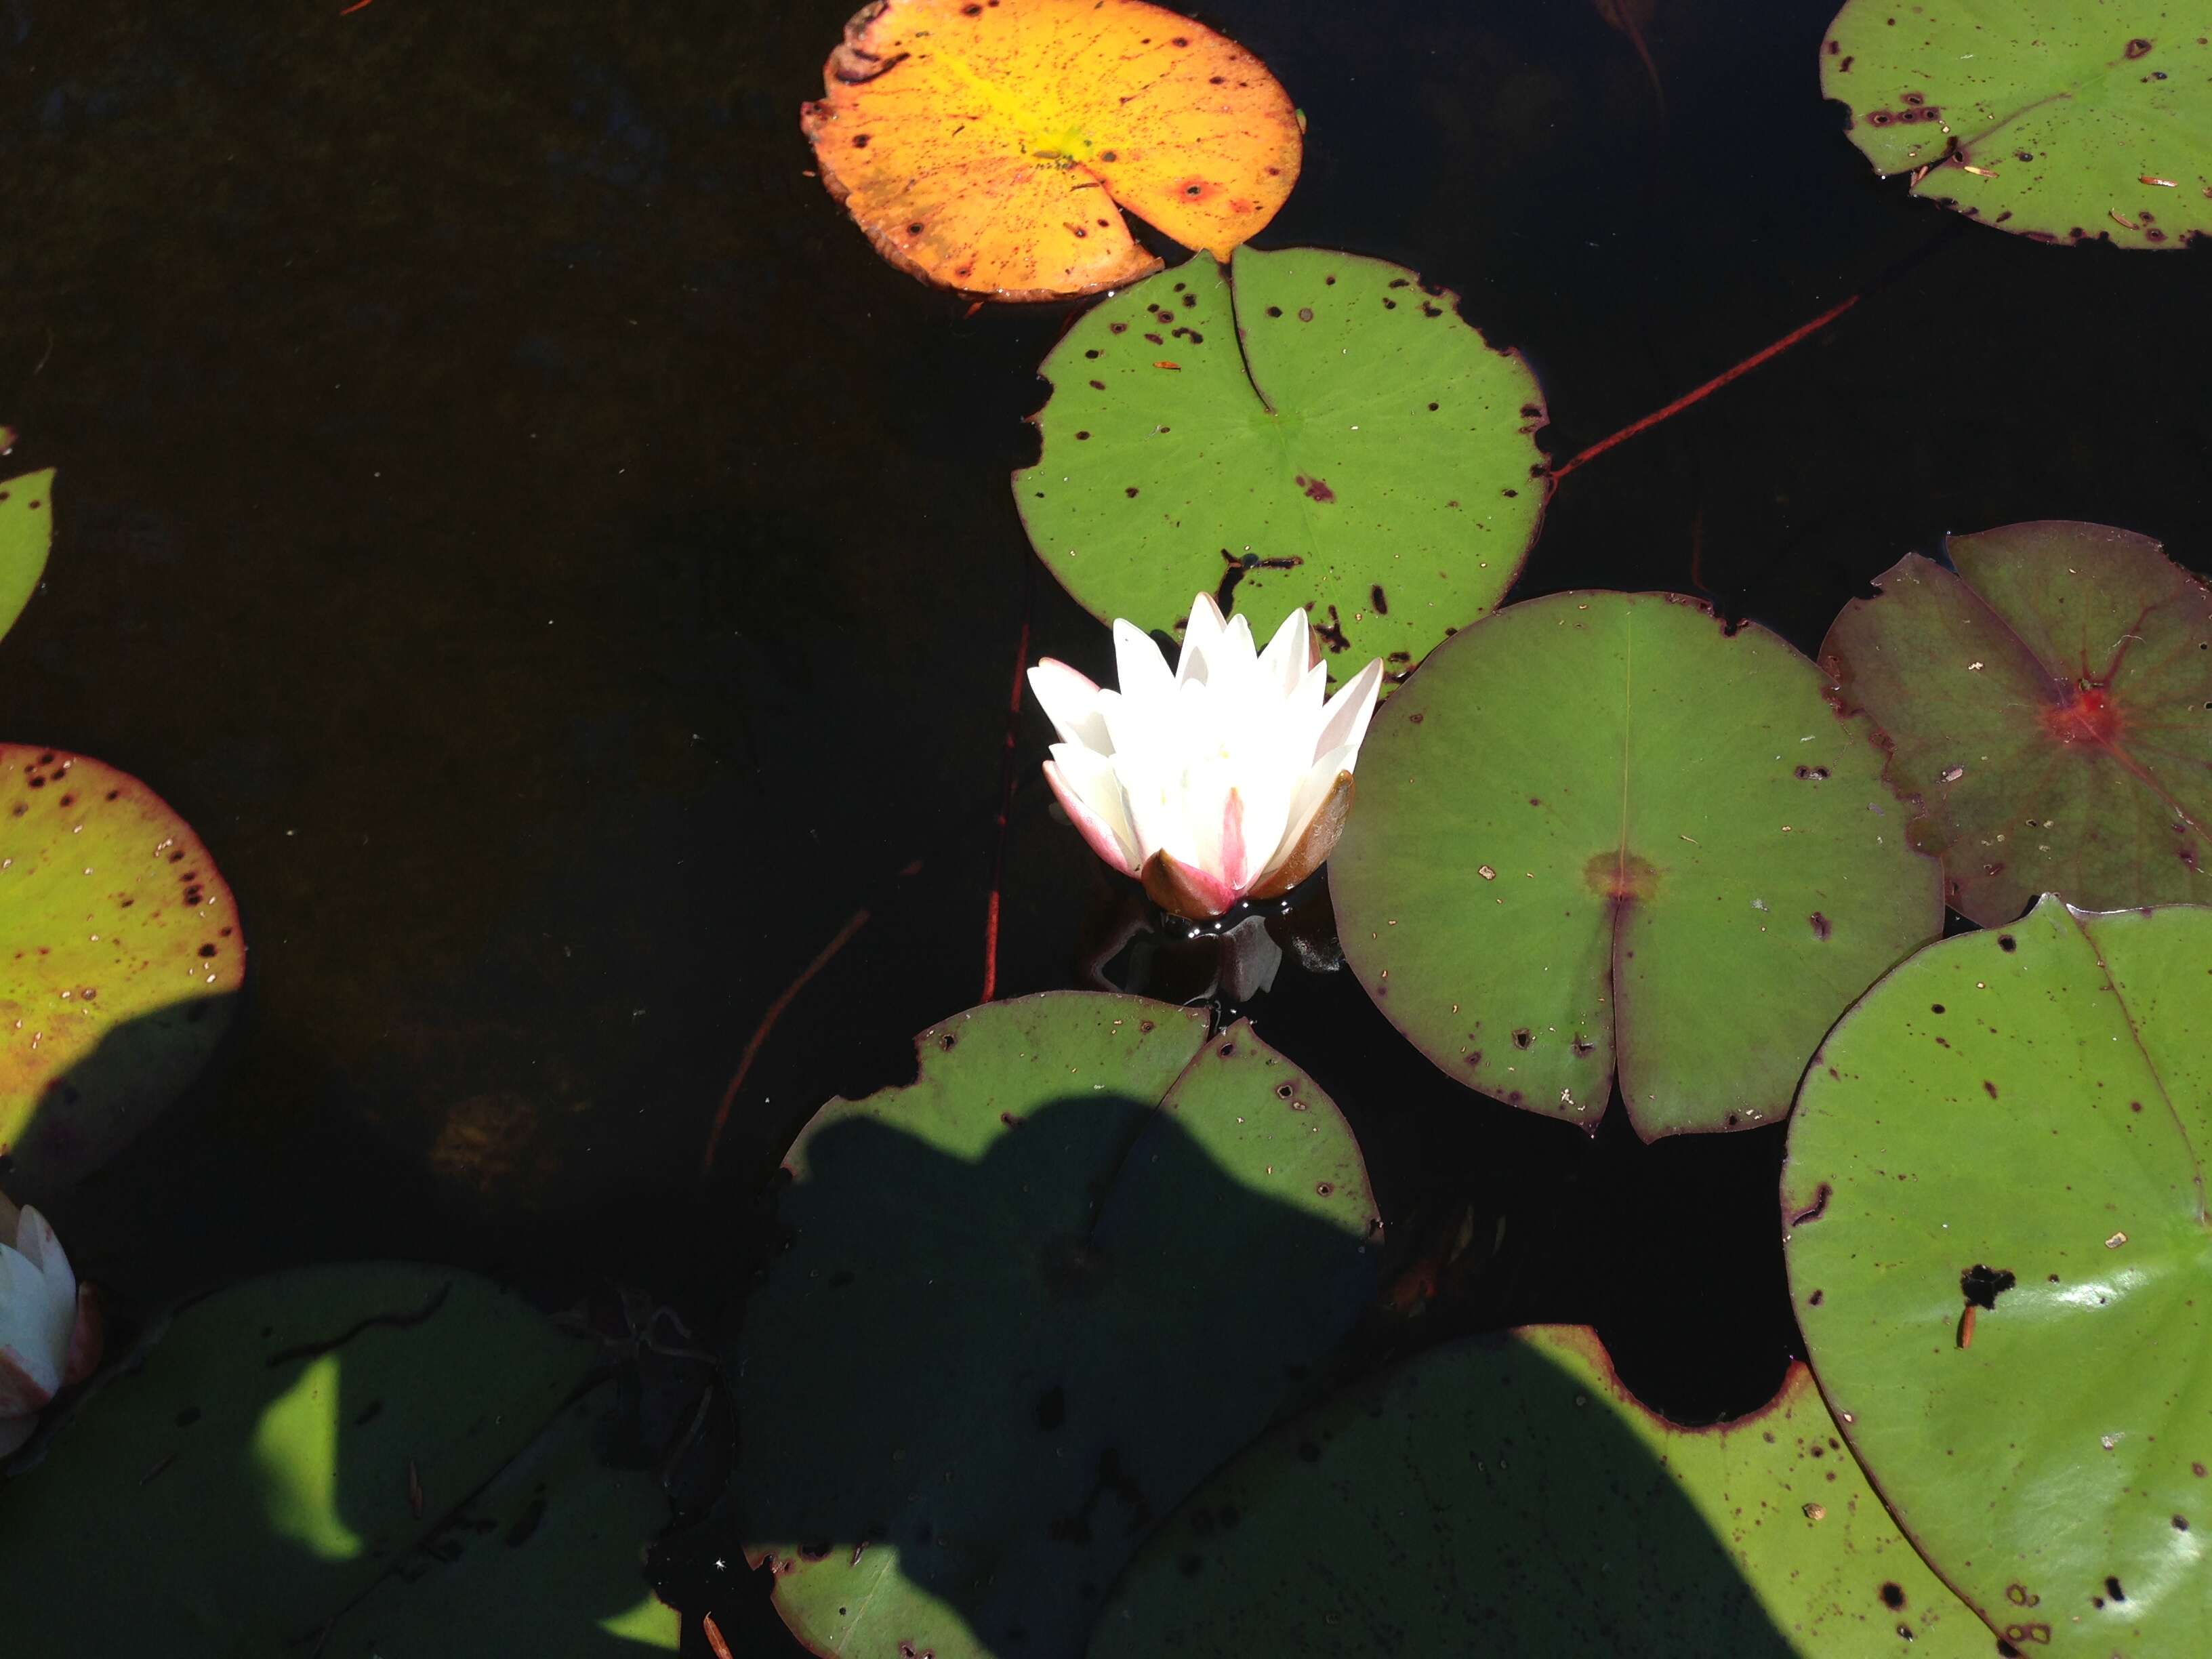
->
[[1821, 1, 2211, 247], [1017, 246, 1547, 687], [329, 1388, 679, 1656], [0, 747, 245, 1188], [1094, 1326, 1991, 1657], [0, 1263, 600, 1653], [733, 991, 1380, 1659], [1330, 590, 1942, 1137], [1821, 520, 2212, 927], [0, 466, 53, 649], [801, 0, 1300, 298], [1784, 897, 2212, 1657]]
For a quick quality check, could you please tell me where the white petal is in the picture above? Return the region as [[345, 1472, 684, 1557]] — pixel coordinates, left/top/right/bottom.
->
[[1044, 750, 1139, 874], [0, 1245, 66, 1408], [11, 1210, 74, 1354], [1110, 750, 1182, 871], [1313, 657, 1385, 768], [1027, 659, 1112, 754], [1259, 742, 1359, 881], [1112, 619, 1175, 710], [1255, 607, 1311, 704], [1175, 592, 1227, 684]]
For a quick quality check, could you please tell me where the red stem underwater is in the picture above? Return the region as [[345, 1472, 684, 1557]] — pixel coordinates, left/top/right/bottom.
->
[[981, 560, 1036, 1002], [1546, 293, 1861, 484]]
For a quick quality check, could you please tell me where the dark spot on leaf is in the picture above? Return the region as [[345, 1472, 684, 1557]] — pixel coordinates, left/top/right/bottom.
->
[[1789, 1184, 1831, 1227], [1881, 1583, 1906, 1610], [1512, 1028, 1532, 1050], [1998, 935, 2015, 952], [1961, 1265, 2015, 1309], [1809, 912, 1831, 940]]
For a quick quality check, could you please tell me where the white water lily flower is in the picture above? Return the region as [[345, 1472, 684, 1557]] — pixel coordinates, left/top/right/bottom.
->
[[1029, 594, 1385, 920], [0, 1191, 97, 1457]]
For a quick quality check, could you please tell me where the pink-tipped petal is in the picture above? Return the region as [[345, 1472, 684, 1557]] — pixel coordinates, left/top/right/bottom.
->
[[1141, 848, 1242, 920], [1026, 659, 1111, 754], [0, 1342, 56, 1417], [1217, 785, 1250, 893], [1313, 657, 1385, 765], [1043, 756, 1139, 876], [64, 1284, 102, 1387]]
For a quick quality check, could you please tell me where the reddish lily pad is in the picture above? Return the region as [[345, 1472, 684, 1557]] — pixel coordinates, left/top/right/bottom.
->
[[1821, 520, 2212, 927], [0, 747, 244, 1187]]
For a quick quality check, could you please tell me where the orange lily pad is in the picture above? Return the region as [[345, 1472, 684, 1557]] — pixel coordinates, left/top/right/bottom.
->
[[800, 0, 1302, 300], [0, 747, 244, 1189]]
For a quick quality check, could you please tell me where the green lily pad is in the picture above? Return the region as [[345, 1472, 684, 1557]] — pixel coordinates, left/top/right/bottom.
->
[[1330, 590, 1942, 1138], [0, 1263, 600, 1654], [1015, 245, 1547, 686], [0, 746, 245, 1189], [1094, 1326, 1991, 1657], [0, 466, 54, 649], [329, 1387, 678, 1656], [1822, 520, 2212, 928], [1784, 897, 2212, 1657], [734, 991, 1380, 1659], [1821, 1, 2211, 247]]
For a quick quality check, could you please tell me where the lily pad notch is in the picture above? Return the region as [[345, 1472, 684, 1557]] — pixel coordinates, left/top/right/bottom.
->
[[801, 0, 1303, 298], [1330, 590, 1942, 1139], [1017, 245, 1550, 689]]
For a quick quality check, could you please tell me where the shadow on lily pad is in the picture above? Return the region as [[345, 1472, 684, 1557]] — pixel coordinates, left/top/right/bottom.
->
[[0, 1259, 678, 1654]]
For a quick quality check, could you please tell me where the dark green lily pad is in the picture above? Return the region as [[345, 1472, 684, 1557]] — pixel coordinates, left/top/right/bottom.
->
[[1822, 1, 2211, 247], [1015, 245, 1547, 686], [329, 1388, 679, 1655], [733, 992, 1380, 1659], [0, 466, 53, 649], [1330, 590, 1942, 1138], [0, 1264, 600, 1653], [1094, 1325, 1990, 1658], [0, 747, 245, 1189], [1821, 520, 2212, 928], [1785, 897, 2212, 1657]]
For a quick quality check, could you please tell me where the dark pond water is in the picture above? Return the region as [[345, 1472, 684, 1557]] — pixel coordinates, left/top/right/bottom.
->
[[3, 0, 2207, 1647]]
